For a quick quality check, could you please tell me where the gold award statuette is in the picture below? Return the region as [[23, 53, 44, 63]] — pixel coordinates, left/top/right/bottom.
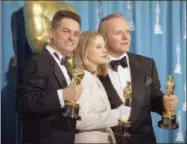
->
[[62, 56, 84, 120], [158, 75, 179, 129], [114, 82, 132, 138]]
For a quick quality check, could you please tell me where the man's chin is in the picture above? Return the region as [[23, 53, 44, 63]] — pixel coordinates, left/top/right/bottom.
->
[[61, 50, 73, 56], [118, 49, 129, 55], [116, 47, 129, 53], [63, 48, 76, 55], [121, 48, 129, 53], [100, 60, 107, 65]]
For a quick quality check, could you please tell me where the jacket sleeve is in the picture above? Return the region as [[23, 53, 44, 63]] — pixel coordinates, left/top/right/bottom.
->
[[16, 57, 61, 115], [150, 60, 164, 115]]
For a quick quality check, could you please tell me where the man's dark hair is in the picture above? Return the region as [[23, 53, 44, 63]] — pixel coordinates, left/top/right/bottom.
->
[[51, 10, 81, 28]]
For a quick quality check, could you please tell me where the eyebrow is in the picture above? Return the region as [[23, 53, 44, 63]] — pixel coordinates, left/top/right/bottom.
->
[[116, 29, 130, 32], [126, 29, 130, 33]]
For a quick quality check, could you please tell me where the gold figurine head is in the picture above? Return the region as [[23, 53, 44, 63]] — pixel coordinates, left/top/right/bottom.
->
[[123, 82, 132, 98], [65, 54, 85, 85], [65, 55, 74, 74], [165, 75, 175, 96], [123, 82, 132, 106], [72, 68, 85, 85]]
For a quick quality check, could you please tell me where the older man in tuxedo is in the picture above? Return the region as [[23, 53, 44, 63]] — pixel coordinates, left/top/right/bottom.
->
[[16, 10, 82, 144], [98, 13, 178, 144]]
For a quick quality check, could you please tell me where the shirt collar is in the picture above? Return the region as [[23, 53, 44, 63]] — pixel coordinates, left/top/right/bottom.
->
[[46, 45, 65, 60], [108, 52, 128, 62]]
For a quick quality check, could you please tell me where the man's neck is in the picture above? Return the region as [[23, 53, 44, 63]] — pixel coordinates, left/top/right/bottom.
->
[[48, 42, 72, 57], [48, 43, 62, 55], [108, 53, 127, 61]]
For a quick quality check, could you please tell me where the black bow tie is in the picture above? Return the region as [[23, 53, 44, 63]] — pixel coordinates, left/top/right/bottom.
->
[[53, 52, 66, 65], [110, 56, 128, 71]]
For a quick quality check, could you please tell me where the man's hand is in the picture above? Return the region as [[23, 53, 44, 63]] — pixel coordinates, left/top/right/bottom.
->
[[63, 82, 82, 102], [163, 95, 178, 111]]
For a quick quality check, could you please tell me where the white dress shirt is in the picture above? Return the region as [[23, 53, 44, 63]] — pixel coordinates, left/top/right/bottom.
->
[[46, 45, 70, 107], [108, 53, 132, 103], [108, 53, 132, 120]]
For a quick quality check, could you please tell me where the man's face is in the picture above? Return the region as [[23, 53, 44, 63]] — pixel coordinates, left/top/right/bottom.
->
[[106, 17, 131, 57], [50, 18, 80, 56]]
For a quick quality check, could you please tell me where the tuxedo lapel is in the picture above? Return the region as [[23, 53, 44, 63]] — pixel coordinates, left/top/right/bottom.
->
[[100, 52, 147, 124], [43, 48, 68, 88], [127, 53, 145, 122], [99, 75, 123, 109], [53, 63, 68, 88]]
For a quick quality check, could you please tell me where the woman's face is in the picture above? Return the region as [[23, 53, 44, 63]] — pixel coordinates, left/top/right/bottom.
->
[[86, 36, 108, 66]]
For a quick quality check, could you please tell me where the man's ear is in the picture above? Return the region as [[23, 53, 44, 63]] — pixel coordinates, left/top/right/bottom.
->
[[49, 28, 54, 39]]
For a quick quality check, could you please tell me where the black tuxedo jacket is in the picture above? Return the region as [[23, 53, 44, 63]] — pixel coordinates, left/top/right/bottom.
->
[[16, 48, 75, 144], [99, 52, 164, 144]]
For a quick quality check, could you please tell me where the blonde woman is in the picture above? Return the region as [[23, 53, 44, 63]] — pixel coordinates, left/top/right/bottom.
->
[[74, 31, 128, 143]]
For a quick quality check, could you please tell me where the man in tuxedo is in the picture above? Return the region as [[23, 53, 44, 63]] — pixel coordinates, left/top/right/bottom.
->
[[16, 10, 82, 144], [98, 13, 178, 144]]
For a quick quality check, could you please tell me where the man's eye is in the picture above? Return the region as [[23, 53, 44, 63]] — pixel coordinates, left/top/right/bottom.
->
[[74, 33, 80, 37], [63, 29, 69, 33], [126, 30, 130, 34], [116, 31, 122, 35], [96, 46, 101, 49]]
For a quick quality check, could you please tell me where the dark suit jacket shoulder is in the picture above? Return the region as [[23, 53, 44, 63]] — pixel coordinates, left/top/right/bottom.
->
[[16, 48, 75, 144], [16, 49, 61, 115], [128, 52, 164, 114], [128, 52, 154, 71]]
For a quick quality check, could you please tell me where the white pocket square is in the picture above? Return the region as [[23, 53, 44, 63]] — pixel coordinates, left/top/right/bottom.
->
[[145, 76, 152, 86]]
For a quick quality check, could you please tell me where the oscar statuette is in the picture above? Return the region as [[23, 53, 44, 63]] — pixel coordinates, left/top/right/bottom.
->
[[62, 55, 84, 120], [114, 82, 132, 138], [158, 75, 179, 129]]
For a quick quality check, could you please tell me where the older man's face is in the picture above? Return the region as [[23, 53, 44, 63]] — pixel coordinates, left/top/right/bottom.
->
[[106, 17, 131, 57]]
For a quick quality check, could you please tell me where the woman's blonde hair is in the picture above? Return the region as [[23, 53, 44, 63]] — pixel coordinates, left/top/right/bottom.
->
[[74, 31, 108, 76]]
